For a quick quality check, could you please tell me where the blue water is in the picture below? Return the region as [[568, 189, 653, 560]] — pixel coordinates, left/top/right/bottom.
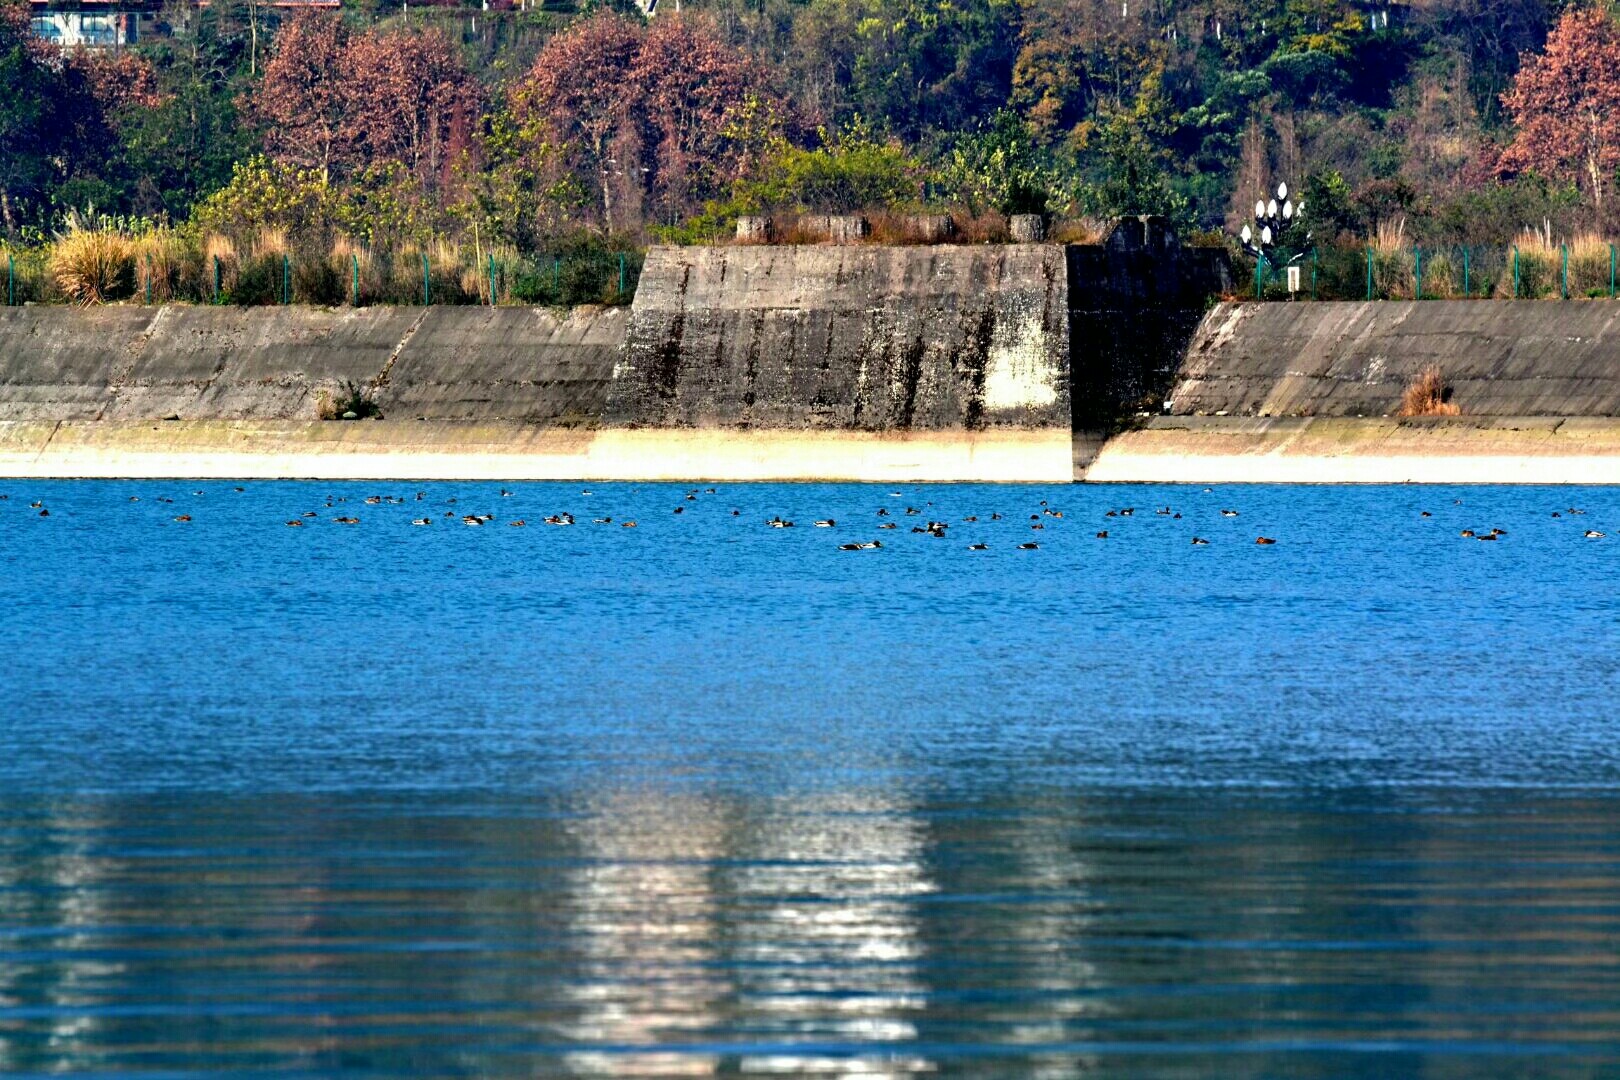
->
[[3, 481, 1620, 1076]]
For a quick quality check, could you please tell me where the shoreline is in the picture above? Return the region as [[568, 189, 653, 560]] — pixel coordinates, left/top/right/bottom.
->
[[0, 421, 1073, 483], [6, 417, 1620, 482], [1082, 416, 1620, 484]]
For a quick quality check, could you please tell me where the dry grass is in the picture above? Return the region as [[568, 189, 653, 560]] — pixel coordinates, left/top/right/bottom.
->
[[1371, 216, 1406, 254], [1399, 364, 1461, 417], [1048, 217, 1110, 245], [50, 230, 135, 305]]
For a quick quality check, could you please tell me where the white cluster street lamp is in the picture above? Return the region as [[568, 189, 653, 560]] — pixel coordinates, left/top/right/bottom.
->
[[1238, 182, 1312, 295]]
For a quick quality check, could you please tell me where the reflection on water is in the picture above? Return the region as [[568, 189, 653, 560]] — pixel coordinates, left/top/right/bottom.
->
[[1, 790, 1619, 1077], [6, 480, 1620, 1075]]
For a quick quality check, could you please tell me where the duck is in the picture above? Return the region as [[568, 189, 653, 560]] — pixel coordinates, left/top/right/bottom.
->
[[501, 490, 513, 497], [1460, 529, 1475, 538], [705, 488, 717, 495], [1096, 530, 1108, 538], [1421, 511, 1432, 518], [1552, 512, 1562, 518], [580, 490, 592, 496], [334, 516, 359, 525], [767, 517, 794, 528], [731, 510, 740, 517], [814, 520, 836, 527], [37, 509, 48, 518], [509, 520, 527, 527], [991, 513, 1003, 521], [1156, 507, 1173, 516], [878, 523, 897, 530], [1191, 537, 1209, 545], [285, 520, 304, 527], [1105, 510, 1118, 518], [29, 501, 42, 508], [173, 515, 192, 522], [411, 518, 432, 526], [1571, 508, 1587, 515], [1120, 508, 1135, 517], [877, 508, 890, 517], [128, 496, 139, 502], [462, 515, 483, 526], [968, 543, 988, 550], [621, 521, 638, 528], [365, 496, 382, 505], [1030, 524, 1045, 531], [593, 517, 613, 524], [543, 515, 572, 526], [905, 507, 921, 516], [1478, 533, 1498, 541], [673, 506, 685, 514], [1490, 528, 1507, 536], [963, 515, 978, 522], [859, 540, 882, 550], [1255, 536, 1276, 545], [1221, 509, 1239, 517], [1018, 542, 1040, 550], [302, 511, 318, 518], [1585, 530, 1606, 538]]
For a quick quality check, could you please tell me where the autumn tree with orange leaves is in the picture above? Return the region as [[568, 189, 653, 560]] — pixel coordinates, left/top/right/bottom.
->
[[511, 12, 781, 233], [247, 12, 479, 200], [1499, 6, 1620, 211]]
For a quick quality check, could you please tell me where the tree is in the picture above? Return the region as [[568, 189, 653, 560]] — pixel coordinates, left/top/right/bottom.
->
[[630, 15, 776, 218], [341, 26, 480, 201], [1499, 7, 1620, 210], [0, 0, 109, 233], [510, 12, 642, 233], [247, 11, 350, 182]]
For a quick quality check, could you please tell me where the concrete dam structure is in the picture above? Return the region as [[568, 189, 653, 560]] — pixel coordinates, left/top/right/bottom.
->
[[7, 242, 1620, 482], [0, 232, 1224, 481]]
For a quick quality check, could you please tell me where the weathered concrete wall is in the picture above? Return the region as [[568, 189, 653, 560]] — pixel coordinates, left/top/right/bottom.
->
[[0, 305, 625, 424], [1068, 222, 1233, 431], [606, 245, 1071, 432], [1171, 301, 1620, 418]]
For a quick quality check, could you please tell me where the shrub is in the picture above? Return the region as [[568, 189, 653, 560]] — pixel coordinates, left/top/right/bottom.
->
[[50, 230, 136, 305], [1399, 365, 1460, 417]]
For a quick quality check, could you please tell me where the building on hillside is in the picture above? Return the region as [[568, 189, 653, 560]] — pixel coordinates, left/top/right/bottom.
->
[[27, 0, 339, 49]]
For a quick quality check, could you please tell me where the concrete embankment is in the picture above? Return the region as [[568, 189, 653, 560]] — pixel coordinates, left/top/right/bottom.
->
[[0, 245, 1077, 480], [15, 262, 1620, 483], [1080, 301, 1620, 483]]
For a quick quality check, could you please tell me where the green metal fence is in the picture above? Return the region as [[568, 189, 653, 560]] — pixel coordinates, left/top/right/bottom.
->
[[0, 247, 644, 308], [1253, 244, 1620, 301]]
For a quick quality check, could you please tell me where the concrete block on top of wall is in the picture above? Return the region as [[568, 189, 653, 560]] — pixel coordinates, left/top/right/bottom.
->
[[1010, 215, 1046, 243], [799, 215, 871, 244], [735, 216, 774, 243]]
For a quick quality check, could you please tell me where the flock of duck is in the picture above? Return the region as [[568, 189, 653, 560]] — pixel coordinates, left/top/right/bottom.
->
[[5, 488, 1614, 548]]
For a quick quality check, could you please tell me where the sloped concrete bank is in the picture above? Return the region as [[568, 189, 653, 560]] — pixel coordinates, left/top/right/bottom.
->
[[0, 244, 1086, 481], [1080, 301, 1620, 483]]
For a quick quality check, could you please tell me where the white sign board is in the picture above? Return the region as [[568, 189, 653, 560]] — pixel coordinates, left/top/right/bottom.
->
[[1286, 265, 1302, 295]]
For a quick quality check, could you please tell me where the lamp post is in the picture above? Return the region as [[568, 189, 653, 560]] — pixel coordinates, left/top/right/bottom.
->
[[1238, 181, 1311, 298]]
